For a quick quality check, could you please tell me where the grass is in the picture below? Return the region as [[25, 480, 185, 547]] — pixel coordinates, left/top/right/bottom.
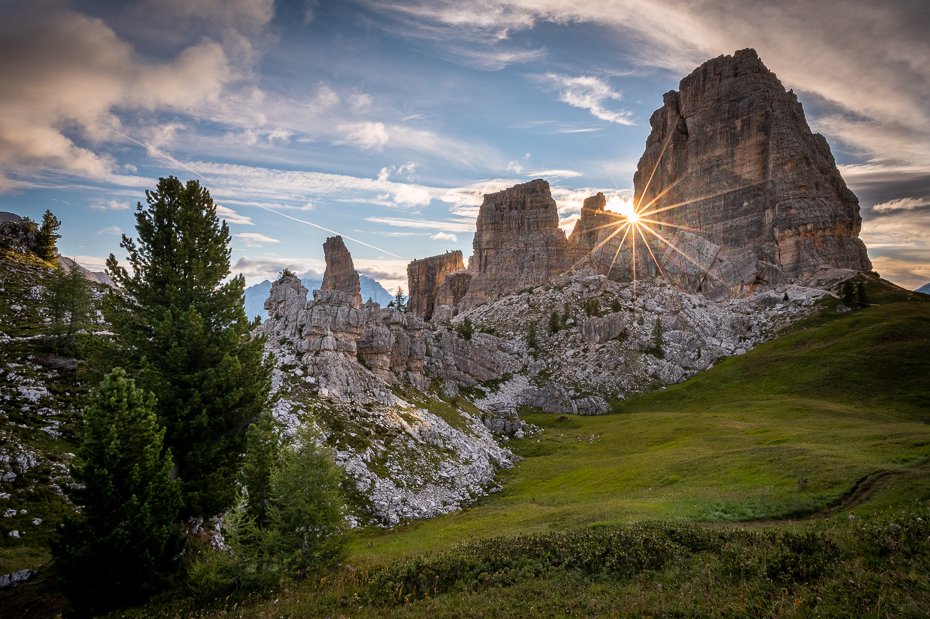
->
[[5, 261, 930, 617], [348, 281, 930, 564]]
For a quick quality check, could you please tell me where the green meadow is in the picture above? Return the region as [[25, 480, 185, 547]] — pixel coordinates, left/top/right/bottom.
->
[[351, 274, 930, 564]]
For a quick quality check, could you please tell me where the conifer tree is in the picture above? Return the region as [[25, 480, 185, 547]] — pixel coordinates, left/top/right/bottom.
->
[[52, 369, 183, 615], [393, 286, 407, 313], [35, 209, 62, 261], [43, 261, 93, 350], [842, 280, 856, 307], [101, 177, 274, 516], [263, 424, 347, 582], [856, 282, 869, 307], [240, 412, 281, 527]]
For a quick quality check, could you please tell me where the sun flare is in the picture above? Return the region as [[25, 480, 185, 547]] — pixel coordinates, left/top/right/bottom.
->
[[607, 195, 638, 222]]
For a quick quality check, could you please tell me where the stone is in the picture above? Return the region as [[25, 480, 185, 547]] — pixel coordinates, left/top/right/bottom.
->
[[264, 273, 308, 319], [631, 48, 870, 286], [436, 269, 474, 308], [321, 236, 363, 308], [407, 251, 465, 320], [460, 179, 570, 310]]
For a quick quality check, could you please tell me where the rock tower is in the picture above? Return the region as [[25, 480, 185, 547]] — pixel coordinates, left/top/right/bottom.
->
[[629, 48, 870, 296], [321, 236, 363, 308], [460, 179, 570, 310]]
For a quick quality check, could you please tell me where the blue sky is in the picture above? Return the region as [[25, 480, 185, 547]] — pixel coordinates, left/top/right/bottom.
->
[[1, 0, 928, 291]]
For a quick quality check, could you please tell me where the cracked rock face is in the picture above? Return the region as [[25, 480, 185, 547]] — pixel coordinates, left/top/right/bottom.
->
[[407, 251, 465, 320], [570, 49, 870, 298], [461, 179, 570, 311], [321, 236, 363, 308]]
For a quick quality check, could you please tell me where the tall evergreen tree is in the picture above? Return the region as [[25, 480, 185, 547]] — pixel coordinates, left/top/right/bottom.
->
[[101, 177, 274, 516], [42, 261, 93, 350], [842, 280, 856, 307], [52, 369, 183, 615], [35, 209, 62, 261]]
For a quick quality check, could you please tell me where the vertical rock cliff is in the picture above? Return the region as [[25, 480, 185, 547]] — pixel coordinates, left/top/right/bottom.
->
[[321, 236, 363, 308], [460, 179, 570, 310], [407, 251, 465, 320], [630, 48, 870, 293]]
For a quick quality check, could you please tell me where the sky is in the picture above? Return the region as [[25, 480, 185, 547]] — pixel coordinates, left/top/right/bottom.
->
[[0, 0, 928, 292]]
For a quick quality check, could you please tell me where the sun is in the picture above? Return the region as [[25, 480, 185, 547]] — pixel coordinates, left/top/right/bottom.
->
[[607, 195, 638, 223]]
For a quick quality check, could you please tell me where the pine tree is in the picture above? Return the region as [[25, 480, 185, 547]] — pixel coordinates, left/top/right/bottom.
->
[[240, 412, 281, 527], [52, 369, 183, 614], [842, 280, 856, 307], [35, 209, 62, 261], [101, 177, 274, 516], [42, 261, 93, 351], [856, 282, 869, 307], [393, 286, 407, 313], [264, 424, 347, 582]]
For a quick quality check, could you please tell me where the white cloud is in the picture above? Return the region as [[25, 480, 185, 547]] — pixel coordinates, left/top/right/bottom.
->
[[234, 232, 281, 247], [527, 169, 583, 179], [349, 92, 372, 111], [539, 73, 634, 125], [232, 256, 316, 280], [97, 226, 122, 235], [872, 197, 930, 213], [430, 232, 458, 242], [215, 204, 254, 225], [366, 217, 476, 232], [0, 5, 233, 191], [339, 122, 390, 151], [89, 200, 131, 211]]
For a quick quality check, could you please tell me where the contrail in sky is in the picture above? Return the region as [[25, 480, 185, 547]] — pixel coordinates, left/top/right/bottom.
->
[[110, 129, 403, 259]]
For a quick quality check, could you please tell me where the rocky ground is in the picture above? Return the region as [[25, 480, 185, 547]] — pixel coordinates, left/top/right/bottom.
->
[[255, 263, 846, 525]]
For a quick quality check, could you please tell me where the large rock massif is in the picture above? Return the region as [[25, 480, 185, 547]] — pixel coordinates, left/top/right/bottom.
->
[[570, 49, 870, 299]]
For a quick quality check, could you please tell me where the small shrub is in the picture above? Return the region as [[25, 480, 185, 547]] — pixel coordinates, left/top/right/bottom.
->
[[610, 298, 622, 312], [456, 316, 474, 340], [583, 297, 600, 316], [527, 322, 538, 349], [548, 310, 561, 335]]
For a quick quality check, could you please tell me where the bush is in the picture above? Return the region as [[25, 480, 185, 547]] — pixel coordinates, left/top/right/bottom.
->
[[548, 310, 561, 335], [456, 316, 474, 340], [582, 297, 600, 317]]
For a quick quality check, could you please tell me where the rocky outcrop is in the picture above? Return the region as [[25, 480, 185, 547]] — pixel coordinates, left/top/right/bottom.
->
[[321, 236, 362, 307], [460, 180, 570, 310], [569, 50, 870, 297], [627, 49, 870, 293], [407, 251, 465, 320], [435, 270, 474, 311]]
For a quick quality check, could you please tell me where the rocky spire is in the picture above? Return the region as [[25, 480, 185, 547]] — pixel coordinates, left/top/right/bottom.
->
[[460, 179, 570, 310], [321, 236, 362, 308]]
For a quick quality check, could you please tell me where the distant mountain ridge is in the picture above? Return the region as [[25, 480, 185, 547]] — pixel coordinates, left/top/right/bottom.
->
[[244, 274, 393, 321], [917, 283, 930, 295]]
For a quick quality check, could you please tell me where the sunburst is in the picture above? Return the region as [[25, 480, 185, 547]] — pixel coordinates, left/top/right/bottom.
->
[[573, 114, 763, 298]]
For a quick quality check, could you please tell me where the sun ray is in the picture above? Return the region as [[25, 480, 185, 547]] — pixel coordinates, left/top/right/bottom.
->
[[635, 217, 698, 232], [639, 224, 670, 282], [568, 221, 630, 272], [638, 222, 713, 275], [606, 222, 634, 277], [637, 181, 766, 219], [637, 113, 682, 212], [636, 173, 688, 215]]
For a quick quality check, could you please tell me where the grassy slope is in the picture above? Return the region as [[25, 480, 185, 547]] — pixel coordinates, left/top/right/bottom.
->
[[350, 273, 930, 564]]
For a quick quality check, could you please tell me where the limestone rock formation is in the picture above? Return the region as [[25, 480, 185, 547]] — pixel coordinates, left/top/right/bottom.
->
[[435, 270, 474, 310], [631, 48, 870, 292], [571, 49, 870, 297], [407, 251, 465, 319], [460, 179, 570, 310], [321, 236, 363, 307]]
